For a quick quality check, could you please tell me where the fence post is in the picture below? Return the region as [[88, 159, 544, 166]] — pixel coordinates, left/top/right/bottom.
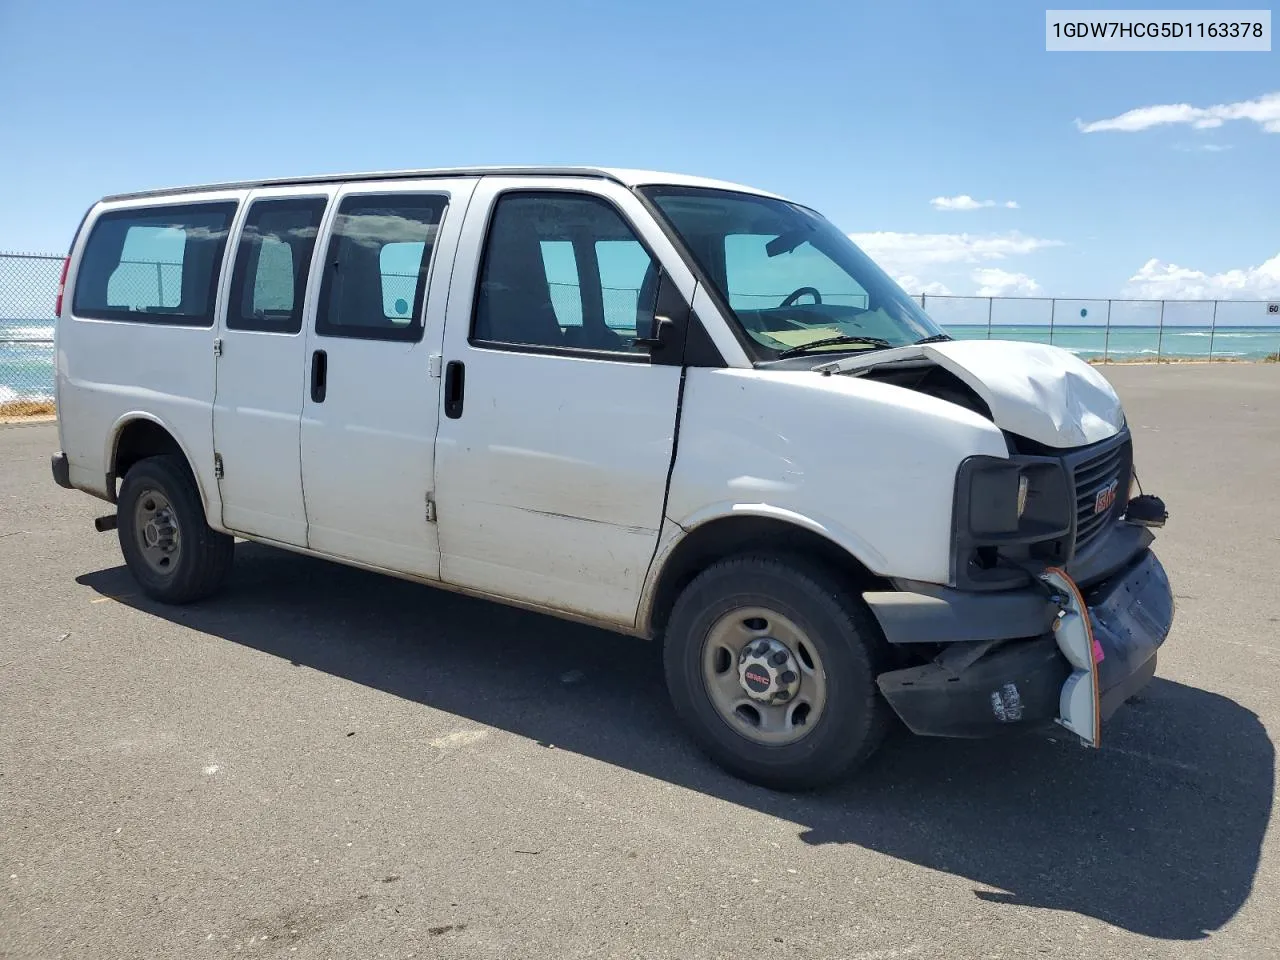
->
[[1156, 300, 1165, 362], [1208, 299, 1218, 361], [155, 261, 164, 305], [1104, 299, 1112, 362], [921, 293, 928, 312], [1048, 297, 1056, 345], [986, 296, 993, 339]]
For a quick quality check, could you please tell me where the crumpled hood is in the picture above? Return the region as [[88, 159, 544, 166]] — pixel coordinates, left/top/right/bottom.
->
[[835, 339, 1126, 448]]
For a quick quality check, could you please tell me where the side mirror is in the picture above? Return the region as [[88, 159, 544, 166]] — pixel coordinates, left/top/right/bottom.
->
[[633, 315, 674, 350], [633, 270, 690, 352]]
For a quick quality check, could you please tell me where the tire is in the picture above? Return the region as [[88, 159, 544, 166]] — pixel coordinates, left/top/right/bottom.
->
[[117, 454, 234, 604], [663, 553, 890, 791]]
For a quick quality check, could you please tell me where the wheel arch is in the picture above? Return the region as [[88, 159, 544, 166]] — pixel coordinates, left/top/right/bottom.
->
[[105, 414, 210, 513], [640, 506, 892, 638]]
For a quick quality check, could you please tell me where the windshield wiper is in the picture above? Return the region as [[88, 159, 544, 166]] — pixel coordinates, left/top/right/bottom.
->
[[776, 335, 893, 359], [914, 333, 953, 344]]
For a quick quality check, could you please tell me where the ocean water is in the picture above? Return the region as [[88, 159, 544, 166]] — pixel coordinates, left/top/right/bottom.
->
[[3, 318, 1278, 403], [0, 319, 56, 403], [946, 324, 1280, 361]]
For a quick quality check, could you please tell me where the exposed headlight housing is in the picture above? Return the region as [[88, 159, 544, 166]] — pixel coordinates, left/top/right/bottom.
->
[[951, 455, 1073, 590]]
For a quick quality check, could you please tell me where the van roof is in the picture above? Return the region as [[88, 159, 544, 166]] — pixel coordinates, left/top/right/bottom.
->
[[100, 166, 790, 203]]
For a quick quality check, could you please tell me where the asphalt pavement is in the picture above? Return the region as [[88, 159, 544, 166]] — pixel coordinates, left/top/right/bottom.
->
[[2, 363, 1278, 959]]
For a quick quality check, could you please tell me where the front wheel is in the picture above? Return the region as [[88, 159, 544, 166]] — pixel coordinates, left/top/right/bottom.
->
[[663, 554, 890, 791], [117, 454, 234, 604]]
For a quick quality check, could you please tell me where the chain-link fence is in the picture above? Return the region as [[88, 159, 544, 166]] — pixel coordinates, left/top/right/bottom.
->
[[4, 249, 1280, 420], [1, 253, 62, 418], [916, 293, 1280, 363]]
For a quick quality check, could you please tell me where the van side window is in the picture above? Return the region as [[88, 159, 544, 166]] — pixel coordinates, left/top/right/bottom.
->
[[71, 201, 239, 326], [472, 192, 658, 354], [227, 197, 328, 334], [315, 194, 447, 342]]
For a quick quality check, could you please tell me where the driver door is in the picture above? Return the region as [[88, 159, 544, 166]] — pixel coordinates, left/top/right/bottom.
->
[[432, 178, 699, 625]]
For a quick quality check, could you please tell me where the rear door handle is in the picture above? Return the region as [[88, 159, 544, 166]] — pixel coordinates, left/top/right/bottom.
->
[[310, 349, 327, 403], [444, 360, 465, 419]]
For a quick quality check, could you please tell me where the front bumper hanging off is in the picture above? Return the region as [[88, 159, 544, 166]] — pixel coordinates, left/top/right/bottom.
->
[[869, 547, 1175, 741]]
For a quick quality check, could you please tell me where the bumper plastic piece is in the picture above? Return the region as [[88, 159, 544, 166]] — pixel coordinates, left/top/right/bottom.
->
[[51, 452, 72, 489], [877, 636, 1070, 738], [876, 548, 1174, 739], [863, 583, 1056, 645]]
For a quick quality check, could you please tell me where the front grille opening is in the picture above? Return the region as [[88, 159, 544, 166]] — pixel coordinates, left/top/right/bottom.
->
[[1072, 437, 1132, 553]]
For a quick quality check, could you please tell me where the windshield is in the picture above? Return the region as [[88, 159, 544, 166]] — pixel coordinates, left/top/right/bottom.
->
[[640, 186, 945, 361]]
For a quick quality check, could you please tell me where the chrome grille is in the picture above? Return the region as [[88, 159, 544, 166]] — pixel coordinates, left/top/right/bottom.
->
[[1072, 438, 1130, 552]]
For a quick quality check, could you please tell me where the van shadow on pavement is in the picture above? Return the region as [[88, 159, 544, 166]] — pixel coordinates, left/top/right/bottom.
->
[[79, 543, 1273, 941]]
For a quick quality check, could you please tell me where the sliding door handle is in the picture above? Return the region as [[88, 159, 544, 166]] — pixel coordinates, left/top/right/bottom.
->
[[444, 360, 465, 419], [310, 349, 328, 403]]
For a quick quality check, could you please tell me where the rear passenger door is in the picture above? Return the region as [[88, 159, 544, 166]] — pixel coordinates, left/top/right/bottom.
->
[[213, 187, 332, 546], [299, 179, 477, 579]]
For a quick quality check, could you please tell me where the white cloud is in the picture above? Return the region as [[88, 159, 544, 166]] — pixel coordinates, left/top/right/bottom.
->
[[1174, 142, 1233, 152], [972, 268, 1042, 297], [895, 275, 954, 296], [1076, 91, 1280, 134], [1124, 253, 1280, 299], [930, 195, 1020, 211], [849, 231, 1061, 279]]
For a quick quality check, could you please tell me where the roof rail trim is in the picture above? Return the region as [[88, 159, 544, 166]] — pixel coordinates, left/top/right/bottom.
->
[[100, 166, 627, 203]]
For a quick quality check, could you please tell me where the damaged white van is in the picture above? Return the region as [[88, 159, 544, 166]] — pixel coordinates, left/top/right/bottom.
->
[[50, 166, 1173, 789]]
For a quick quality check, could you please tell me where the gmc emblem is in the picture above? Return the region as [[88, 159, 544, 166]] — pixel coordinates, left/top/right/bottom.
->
[[1093, 478, 1119, 516]]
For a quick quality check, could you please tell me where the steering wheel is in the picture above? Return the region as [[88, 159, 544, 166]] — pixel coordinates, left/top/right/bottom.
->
[[780, 286, 823, 307]]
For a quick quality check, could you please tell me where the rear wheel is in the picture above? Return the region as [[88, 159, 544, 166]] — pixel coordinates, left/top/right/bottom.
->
[[117, 454, 234, 604], [663, 553, 890, 791]]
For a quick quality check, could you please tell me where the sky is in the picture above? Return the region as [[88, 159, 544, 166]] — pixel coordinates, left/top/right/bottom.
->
[[0, 0, 1277, 301]]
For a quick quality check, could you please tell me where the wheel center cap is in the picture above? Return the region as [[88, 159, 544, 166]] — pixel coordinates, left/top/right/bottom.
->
[[143, 514, 175, 551], [737, 638, 802, 705]]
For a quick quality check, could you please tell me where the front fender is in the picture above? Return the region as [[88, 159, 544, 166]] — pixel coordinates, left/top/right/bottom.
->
[[637, 502, 890, 634], [674, 501, 889, 571], [660, 367, 1011, 590]]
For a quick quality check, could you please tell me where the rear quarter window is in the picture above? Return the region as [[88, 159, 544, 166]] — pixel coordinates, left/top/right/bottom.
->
[[71, 201, 239, 326]]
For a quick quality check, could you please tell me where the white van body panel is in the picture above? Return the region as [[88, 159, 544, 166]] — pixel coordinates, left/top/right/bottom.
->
[[298, 177, 478, 580], [828, 339, 1125, 449], [432, 176, 700, 625], [211, 184, 339, 547], [56, 189, 247, 514], [923, 340, 1124, 448], [660, 367, 1011, 586]]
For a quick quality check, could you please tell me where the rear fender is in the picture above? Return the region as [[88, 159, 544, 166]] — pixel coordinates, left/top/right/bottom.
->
[[104, 412, 221, 525]]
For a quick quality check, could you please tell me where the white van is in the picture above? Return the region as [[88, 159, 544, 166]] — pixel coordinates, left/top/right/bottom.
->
[[50, 166, 1174, 789]]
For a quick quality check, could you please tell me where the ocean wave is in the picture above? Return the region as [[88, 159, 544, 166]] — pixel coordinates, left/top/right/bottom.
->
[[0, 327, 55, 341], [0, 384, 54, 402], [1168, 331, 1277, 339]]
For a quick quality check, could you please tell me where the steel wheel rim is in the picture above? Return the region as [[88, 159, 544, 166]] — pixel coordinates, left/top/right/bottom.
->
[[133, 488, 181, 576], [701, 605, 828, 746]]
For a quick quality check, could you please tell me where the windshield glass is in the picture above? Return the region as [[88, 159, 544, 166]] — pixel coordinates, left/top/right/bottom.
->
[[640, 186, 945, 360]]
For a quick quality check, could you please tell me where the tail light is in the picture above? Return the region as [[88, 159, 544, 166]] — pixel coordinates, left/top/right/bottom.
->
[[54, 256, 70, 318]]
